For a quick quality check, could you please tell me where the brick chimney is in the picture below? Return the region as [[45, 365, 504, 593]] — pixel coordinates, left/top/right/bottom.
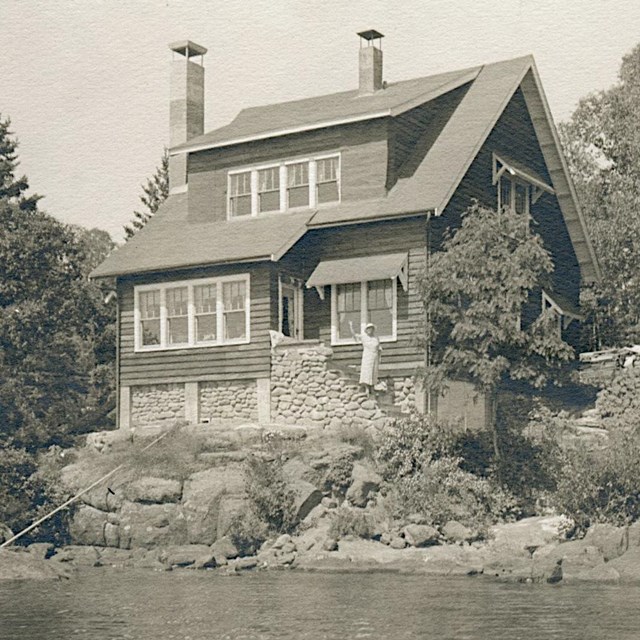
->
[[168, 40, 207, 191], [357, 30, 384, 94]]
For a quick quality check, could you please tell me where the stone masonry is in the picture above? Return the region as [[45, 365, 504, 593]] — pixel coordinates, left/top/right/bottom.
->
[[271, 343, 415, 429], [131, 383, 185, 425], [199, 380, 258, 421]]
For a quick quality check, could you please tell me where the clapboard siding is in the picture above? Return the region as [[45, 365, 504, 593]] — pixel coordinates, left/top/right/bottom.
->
[[188, 120, 388, 223], [281, 217, 428, 375], [118, 263, 272, 386], [437, 88, 580, 303]]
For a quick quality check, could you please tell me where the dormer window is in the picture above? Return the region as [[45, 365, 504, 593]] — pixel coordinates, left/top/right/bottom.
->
[[227, 153, 340, 218], [498, 175, 530, 215]]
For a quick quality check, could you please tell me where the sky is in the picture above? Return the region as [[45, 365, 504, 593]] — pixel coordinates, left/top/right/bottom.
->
[[1, 0, 640, 242]]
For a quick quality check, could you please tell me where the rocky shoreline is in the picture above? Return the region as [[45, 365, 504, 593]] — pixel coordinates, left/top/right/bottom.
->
[[4, 516, 640, 585]]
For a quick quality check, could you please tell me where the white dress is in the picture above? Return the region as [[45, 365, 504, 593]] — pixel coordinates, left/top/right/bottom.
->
[[359, 333, 381, 386]]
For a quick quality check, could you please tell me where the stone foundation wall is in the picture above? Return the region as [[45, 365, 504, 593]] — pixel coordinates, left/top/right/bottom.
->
[[131, 383, 185, 425], [271, 344, 416, 429], [199, 380, 258, 421]]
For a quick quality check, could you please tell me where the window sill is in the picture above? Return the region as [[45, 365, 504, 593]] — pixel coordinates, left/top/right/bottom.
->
[[331, 335, 397, 347], [134, 338, 250, 353]]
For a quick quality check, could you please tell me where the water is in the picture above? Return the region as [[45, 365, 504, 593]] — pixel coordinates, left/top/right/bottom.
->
[[1, 569, 638, 640]]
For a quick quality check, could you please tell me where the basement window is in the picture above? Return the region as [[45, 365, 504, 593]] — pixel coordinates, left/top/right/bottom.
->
[[134, 274, 250, 351], [227, 153, 340, 218]]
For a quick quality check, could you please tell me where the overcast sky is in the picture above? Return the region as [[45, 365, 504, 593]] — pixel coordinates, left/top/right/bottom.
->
[[2, 0, 639, 241]]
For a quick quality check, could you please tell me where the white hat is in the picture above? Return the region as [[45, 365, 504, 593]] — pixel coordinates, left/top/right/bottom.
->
[[364, 322, 375, 330]]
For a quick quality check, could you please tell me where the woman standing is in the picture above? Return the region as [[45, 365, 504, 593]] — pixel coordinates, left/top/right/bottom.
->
[[350, 321, 382, 396]]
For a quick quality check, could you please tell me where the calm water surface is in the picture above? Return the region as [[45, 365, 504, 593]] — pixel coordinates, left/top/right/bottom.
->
[[0, 569, 638, 640]]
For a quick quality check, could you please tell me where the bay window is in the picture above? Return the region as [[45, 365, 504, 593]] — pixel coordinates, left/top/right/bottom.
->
[[134, 275, 250, 351]]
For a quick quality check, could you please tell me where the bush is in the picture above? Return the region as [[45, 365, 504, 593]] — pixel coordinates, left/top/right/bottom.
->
[[551, 429, 640, 532], [0, 447, 72, 546], [244, 455, 297, 534], [328, 506, 374, 540], [228, 509, 269, 557], [324, 452, 354, 497], [375, 416, 519, 530]]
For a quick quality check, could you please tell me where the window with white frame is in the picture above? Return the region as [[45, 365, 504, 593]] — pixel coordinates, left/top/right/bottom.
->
[[229, 171, 252, 217], [134, 275, 250, 351], [331, 279, 397, 344], [227, 153, 340, 217]]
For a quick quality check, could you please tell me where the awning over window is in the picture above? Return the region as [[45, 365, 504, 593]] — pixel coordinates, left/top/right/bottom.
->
[[306, 252, 408, 297], [493, 153, 555, 198]]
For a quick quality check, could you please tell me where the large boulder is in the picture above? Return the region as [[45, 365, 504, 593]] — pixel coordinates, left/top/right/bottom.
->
[[345, 463, 382, 508], [0, 549, 72, 581], [181, 465, 245, 544], [124, 477, 182, 504], [159, 544, 213, 568], [442, 520, 474, 543], [69, 505, 109, 546], [403, 524, 440, 548], [290, 479, 322, 523], [608, 546, 640, 583], [50, 545, 101, 567], [421, 544, 484, 576], [216, 496, 249, 540], [118, 501, 187, 549], [583, 523, 628, 561], [531, 540, 605, 582], [211, 536, 239, 561], [488, 516, 565, 555]]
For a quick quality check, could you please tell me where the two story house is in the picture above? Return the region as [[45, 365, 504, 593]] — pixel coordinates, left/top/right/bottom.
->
[[92, 32, 600, 431]]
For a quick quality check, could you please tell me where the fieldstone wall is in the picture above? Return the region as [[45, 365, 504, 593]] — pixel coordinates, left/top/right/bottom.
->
[[131, 383, 185, 425], [271, 343, 415, 429], [199, 380, 258, 421]]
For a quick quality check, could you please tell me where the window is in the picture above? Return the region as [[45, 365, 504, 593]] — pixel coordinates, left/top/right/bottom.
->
[[258, 166, 280, 213], [316, 156, 339, 204], [279, 277, 304, 340], [229, 171, 252, 217], [139, 290, 161, 347], [498, 175, 530, 214], [165, 286, 189, 345], [227, 153, 340, 217], [332, 279, 397, 344], [135, 275, 250, 351], [287, 162, 309, 209]]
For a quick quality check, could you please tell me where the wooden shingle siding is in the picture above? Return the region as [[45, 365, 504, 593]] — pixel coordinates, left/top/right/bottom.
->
[[188, 120, 389, 223], [118, 263, 272, 387]]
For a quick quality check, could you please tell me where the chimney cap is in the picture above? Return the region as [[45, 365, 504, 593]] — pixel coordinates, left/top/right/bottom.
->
[[357, 29, 384, 43], [169, 40, 208, 57]]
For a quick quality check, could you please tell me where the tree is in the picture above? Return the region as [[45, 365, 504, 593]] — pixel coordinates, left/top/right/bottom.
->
[[418, 203, 574, 457], [560, 43, 640, 347], [124, 149, 169, 239], [0, 118, 116, 449]]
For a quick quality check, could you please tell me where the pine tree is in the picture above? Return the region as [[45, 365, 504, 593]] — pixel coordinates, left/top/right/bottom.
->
[[124, 149, 169, 239], [0, 114, 40, 211]]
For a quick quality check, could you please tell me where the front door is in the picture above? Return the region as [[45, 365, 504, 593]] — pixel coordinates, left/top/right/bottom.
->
[[279, 279, 303, 340]]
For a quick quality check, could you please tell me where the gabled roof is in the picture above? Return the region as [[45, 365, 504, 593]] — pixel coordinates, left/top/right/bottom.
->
[[92, 54, 600, 283]]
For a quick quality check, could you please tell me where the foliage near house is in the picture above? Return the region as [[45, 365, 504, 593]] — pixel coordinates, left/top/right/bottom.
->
[[560, 42, 640, 347], [124, 149, 169, 240]]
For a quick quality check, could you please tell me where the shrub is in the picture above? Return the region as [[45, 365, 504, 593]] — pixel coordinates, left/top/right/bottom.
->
[[244, 455, 297, 534], [328, 506, 374, 540], [324, 452, 354, 497], [0, 447, 72, 546], [228, 509, 269, 557], [551, 429, 640, 532]]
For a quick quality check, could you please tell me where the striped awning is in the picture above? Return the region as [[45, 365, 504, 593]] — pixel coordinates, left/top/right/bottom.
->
[[306, 252, 408, 290]]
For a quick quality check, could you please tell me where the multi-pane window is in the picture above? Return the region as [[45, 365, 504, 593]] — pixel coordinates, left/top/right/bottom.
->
[[316, 156, 340, 204], [498, 175, 530, 215], [223, 281, 247, 340], [135, 275, 249, 351], [258, 167, 280, 213], [287, 162, 309, 209], [194, 283, 217, 342], [139, 290, 161, 347], [165, 287, 189, 345], [229, 171, 252, 217], [333, 279, 396, 343], [228, 154, 340, 217]]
